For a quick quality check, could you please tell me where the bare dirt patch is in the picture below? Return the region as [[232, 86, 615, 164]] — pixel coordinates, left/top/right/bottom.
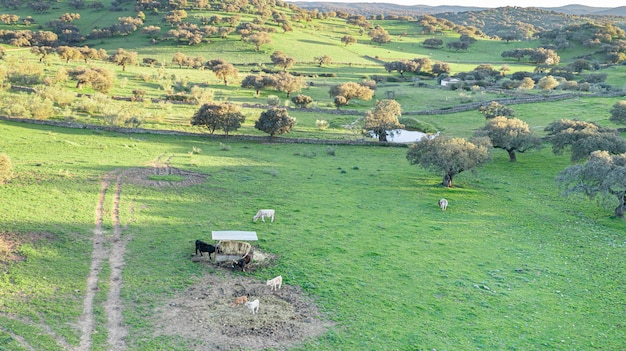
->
[[120, 166, 207, 188], [0, 231, 55, 272], [121, 154, 207, 188], [153, 264, 333, 350]]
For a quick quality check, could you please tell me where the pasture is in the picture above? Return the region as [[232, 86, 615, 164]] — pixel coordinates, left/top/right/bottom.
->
[[1, 119, 624, 350], [0, 2, 625, 349]]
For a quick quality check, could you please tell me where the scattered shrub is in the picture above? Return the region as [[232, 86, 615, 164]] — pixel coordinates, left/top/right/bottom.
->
[[7, 62, 44, 85], [132, 89, 146, 101], [316, 119, 329, 130], [190, 85, 214, 105], [37, 86, 76, 107], [123, 116, 142, 128], [267, 95, 280, 106]]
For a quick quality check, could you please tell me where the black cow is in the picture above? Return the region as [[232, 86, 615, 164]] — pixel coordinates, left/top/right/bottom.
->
[[195, 240, 218, 259], [232, 252, 252, 272]]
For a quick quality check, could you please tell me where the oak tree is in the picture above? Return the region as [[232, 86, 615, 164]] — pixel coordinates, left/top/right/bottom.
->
[[329, 82, 374, 105], [212, 62, 238, 86], [191, 102, 246, 135], [364, 99, 404, 142], [254, 107, 296, 137], [556, 150, 626, 218], [610, 100, 626, 125], [110, 48, 138, 71], [406, 136, 491, 187], [545, 119, 626, 162], [474, 116, 542, 161]]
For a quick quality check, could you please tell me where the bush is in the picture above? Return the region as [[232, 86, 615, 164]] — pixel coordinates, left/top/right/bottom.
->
[[1, 94, 31, 118], [7, 62, 44, 85], [267, 95, 280, 106], [316, 119, 329, 130], [37, 86, 76, 107], [0, 154, 12, 184], [191, 85, 214, 105]]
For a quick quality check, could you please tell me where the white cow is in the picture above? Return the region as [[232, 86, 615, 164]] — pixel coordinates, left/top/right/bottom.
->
[[438, 198, 448, 212], [253, 209, 275, 222], [244, 299, 259, 315], [266, 275, 282, 291]]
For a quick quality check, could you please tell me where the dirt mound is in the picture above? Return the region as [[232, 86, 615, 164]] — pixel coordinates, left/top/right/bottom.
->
[[153, 272, 333, 350]]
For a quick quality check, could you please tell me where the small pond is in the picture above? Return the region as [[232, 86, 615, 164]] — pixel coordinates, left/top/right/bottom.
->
[[369, 129, 439, 143]]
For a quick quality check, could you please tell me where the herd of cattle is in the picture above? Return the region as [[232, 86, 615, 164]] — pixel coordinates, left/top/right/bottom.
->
[[193, 209, 281, 316], [194, 201, 448, 316]]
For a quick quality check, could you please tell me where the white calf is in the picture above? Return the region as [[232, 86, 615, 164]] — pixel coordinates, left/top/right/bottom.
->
[[244, 299, 259, 314], [438, 198, 448, 211], [266, 275, 282, 291], [253, 209, 275, 222]]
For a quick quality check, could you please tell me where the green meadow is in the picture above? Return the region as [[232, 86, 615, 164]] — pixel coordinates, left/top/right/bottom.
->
[[1, 117, 624, 350], [0, 1, 625, 349]]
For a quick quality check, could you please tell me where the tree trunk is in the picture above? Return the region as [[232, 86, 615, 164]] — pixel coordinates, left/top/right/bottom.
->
[[615, 192, 625, 218], [507, 149, 517, 162], [443, 174, 452, 187], [378, 131, 387, 142]]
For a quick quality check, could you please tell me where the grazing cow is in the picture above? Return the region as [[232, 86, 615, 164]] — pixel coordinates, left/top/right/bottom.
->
[[438, 198, 448, 212], [245, 299, 260, 315], [231, 295, 248, 307], [195, 240, 219, 259], [253, 209, 275, 222], [266, 275, 282, 291], [232, 252, 252, 272]]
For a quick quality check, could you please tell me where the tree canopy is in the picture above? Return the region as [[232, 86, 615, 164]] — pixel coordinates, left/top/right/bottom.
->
[[610, 100, 626, 125], [273, 72, 306, 97], [556, 150, 626, 218], [341, 35, 356, 46], [190, 102, 246, 135], [248, 32, 272, 51], [474, 116, 542, 162], [364, 99, 404, 142], [478, 101, 516, 119], [270, 51, 296, 72], [211, 62, 238, 86], [254, 107, 296, 137], [241, 74, 275, 96], [544, 119, 626, 162], [110, 48, 137, 71], [406, 136, 491, 187], [329, 82, 374, 105]]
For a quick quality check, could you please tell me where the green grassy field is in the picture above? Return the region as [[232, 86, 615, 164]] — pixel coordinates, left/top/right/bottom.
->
[[0, 1, 625, 349], [1, 119, 624, 350]]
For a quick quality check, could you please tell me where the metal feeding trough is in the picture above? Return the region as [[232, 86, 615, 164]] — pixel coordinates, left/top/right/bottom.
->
[[212, 230, 257, 263]]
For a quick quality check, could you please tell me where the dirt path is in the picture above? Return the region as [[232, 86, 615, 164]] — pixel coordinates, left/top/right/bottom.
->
[[77, 176, 111, 351], [104, 175, 130, 350], [77, 171, 131, 351]]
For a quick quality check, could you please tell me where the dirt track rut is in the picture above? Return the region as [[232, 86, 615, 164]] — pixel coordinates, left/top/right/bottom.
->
[[77, 171, 130, 351]]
